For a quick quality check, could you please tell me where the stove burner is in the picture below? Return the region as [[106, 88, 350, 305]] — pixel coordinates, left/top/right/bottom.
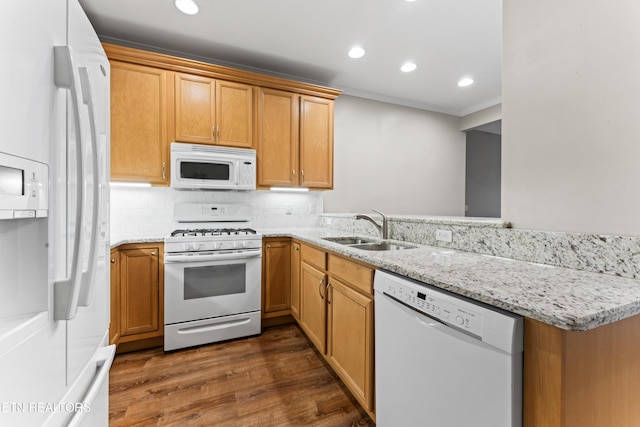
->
[[170, 228, 257, 237]]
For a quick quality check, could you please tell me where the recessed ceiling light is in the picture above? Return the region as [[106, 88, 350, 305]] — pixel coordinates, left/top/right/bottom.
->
[[401, 62, 417, 73], [175, 0, 199, 15], [348, 47, 366, 59], [458, 77, 474, 87]]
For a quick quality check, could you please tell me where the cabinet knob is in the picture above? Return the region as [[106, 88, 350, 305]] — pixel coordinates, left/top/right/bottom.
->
[[151, 252, 157, 256], [294, 247, 299, 251], [111, 258, 116, 264], [266, 244, 271, 248]]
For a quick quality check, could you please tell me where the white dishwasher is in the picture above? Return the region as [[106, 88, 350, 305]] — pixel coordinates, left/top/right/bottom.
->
[[374, 270, 523, 427]]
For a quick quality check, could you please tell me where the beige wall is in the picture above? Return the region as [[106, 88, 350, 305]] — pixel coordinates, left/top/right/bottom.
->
[[502, 0, 640, 235], [323, 95, 466, 215]]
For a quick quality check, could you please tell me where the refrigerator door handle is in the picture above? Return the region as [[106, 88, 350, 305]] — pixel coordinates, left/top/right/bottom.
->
[[53, 46, 85, 320], [65, 344, 116, 427], [77, 66, 100, 307]]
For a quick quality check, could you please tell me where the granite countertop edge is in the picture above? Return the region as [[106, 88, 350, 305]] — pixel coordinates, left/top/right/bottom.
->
[[110, 236, 165, 248], [261, 228, 640, 332]]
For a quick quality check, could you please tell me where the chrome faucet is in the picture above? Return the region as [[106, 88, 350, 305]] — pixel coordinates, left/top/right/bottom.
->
[[355, 209, 389, 239]]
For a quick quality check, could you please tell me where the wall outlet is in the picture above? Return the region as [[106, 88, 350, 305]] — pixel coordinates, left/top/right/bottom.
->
[[435, 229, 453, 243]]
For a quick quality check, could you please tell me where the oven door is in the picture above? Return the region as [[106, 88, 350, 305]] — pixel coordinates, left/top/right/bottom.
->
[[164, 250, 261, 325]]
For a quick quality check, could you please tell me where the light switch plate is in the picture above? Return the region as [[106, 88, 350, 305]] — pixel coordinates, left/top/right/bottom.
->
[[435, 229, 453, 242]]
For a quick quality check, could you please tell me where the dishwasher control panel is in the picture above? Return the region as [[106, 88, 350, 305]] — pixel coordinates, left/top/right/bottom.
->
[[381, 279, 483, 337]]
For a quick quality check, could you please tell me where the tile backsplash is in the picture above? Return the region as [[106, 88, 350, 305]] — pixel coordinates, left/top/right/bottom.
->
[[110, 186, 322, 241]]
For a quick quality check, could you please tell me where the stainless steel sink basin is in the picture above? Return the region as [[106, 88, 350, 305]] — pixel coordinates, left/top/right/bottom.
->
[[322, 236, 377, 245], [350, 242, 417, 251]]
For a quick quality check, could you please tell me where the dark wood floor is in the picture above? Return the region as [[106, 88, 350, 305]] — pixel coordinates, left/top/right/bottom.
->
[[109, 324, 375, 426]]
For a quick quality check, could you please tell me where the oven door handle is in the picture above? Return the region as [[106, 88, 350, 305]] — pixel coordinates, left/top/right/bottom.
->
[[164, 249, 262, 263]]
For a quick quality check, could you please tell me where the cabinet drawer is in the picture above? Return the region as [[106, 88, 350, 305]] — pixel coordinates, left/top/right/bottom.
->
[[301, 244, 326, 270], [328, 255, 374, 295]]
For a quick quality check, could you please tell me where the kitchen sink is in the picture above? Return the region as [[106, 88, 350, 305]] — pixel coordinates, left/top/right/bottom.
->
[[323, 236, 417, 251], [322, 236, 377, 245], [350, 242, 417, 251]]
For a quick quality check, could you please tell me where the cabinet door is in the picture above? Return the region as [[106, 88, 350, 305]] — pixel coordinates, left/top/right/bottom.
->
[[299, 262, 327, 353], [257, 88, 299, 186], [110, 61, 169, 184], [119, 247, 161, 337], [327, 279, 374, 412], [175, 73, 216, 144], [290, 242, 301, 320], [109, 250, 120, 346], [299, 95, 334, 189], [263, 240, 291, 315], [216, 80, 254, 148]]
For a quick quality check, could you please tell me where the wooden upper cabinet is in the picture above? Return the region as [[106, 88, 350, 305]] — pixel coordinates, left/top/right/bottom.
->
[[110, 61, 169, 184], [300, 95, 334, 189], [216, 80, 254, 148], [257, 91, 334, 189], [174, 73, 253, 148], [257, 88, 299, 186], [104, 43, 340, 186], [174, 73, 215, 144]]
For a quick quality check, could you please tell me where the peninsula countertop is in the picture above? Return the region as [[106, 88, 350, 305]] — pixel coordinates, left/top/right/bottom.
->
[[261, 228, 640, 331]]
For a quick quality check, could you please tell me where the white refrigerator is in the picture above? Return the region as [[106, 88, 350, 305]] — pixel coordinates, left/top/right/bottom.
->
[[0, 0, 114, 426]]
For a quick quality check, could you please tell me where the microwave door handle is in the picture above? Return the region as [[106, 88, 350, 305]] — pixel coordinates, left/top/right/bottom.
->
[[235, 159, 241, 187], [53, 46, 84, 320], [77, 67, 100, 307]]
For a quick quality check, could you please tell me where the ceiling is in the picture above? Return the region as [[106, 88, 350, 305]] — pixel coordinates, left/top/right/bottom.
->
[[78, 0, 502, 116]]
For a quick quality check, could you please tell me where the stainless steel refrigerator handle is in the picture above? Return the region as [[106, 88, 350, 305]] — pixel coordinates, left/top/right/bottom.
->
[[53, 46, 84, 320], [77, 66, 100, 307]]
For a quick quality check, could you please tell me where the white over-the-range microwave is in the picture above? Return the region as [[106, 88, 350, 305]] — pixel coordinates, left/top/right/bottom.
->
[[170, 142, 256, 191]]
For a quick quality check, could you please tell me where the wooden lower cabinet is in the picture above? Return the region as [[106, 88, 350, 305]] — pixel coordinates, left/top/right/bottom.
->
[[327, 278, 374, 412], [262, 239, 291, 318], [296, 241, 376, 418], [109, 249, 120, 346], [299, 261, 328, 352], [110, 243, 164, 353], [524, 316, 640, 427], [290, 242, 301, 320]]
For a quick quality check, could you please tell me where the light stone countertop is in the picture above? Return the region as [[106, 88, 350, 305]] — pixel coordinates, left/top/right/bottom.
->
[[261, 228, 640, 332], [110, 236, 165, 248]]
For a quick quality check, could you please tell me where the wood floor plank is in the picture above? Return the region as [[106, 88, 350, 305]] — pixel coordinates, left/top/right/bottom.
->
[[109, 324, 375, 426]]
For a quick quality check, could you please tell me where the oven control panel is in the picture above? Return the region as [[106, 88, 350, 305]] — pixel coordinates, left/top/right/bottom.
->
[[381, 280, 483, 337], [168, 238, 262, 253]]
